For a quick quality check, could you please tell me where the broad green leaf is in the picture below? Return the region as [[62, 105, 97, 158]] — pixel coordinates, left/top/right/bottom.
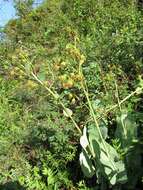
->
[[110, 174, 117, 185], [116, 161, 127, 184], [99, 120, 108, 140], [116, 113, 137, 150], [87, 124, 127, 185], [88, 125, 101, 158], [79, 150, 95, 178], [80, 127, 89, 150]]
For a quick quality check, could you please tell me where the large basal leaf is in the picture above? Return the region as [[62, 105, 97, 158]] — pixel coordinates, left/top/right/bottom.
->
[[80, 126, 89, 150], [116, 113, 142, 188], [115, 160, 128, 184], [99, 120, 108, 140], [100, 142, 127, 184], [115, 113, 138, 151], [87, 125, 101, 159], [88, 125, 127, 185], [79, 149, 95, 178]]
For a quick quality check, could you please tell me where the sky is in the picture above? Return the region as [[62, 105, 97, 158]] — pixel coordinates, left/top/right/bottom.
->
[[0, 0, 16, 27], [0, 0, 44, 27]]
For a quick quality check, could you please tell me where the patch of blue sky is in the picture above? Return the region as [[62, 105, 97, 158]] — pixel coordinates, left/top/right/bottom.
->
[[0, 0, 16, 27], [0, 0, 44, 27]]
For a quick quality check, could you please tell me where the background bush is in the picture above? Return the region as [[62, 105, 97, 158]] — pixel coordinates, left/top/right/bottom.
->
[[0, 0, 143, 189]]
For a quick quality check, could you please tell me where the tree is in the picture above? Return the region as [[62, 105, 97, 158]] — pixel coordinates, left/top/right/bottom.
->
[[14, 0, 34, 17]]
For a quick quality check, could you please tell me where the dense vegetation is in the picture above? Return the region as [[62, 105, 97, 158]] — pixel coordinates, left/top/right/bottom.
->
[[0, 0, 143, 189]]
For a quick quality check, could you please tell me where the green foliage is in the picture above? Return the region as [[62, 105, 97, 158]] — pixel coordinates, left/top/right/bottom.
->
[[0, 0, 143, 189], [80, 121, 127, 185], [0, 80, 79, 189]]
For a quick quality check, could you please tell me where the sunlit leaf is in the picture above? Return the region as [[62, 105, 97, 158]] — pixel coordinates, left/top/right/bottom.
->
[[80, 127, 89, 150], [63, 108, 73, 117], [80, 150, 95, 178], [116, 113, 137, 150]]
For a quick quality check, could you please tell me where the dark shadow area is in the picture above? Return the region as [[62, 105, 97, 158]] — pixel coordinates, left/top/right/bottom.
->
[[0, 181, 26, 190]]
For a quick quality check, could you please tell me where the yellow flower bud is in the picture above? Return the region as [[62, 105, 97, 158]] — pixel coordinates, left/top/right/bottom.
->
[[10, 70, 15, 76], [70, 73, 76, 79], [75, 74, 83, 81], [59, 74, 67, 82], [68, 93, 73, 99], [26, 80, 38, 88], [62, 79, 74, 89], [53, 64, 60, 71], [79, 54, 86, 65], [71, 98, 76, 104], [60, 61, 67, 67]]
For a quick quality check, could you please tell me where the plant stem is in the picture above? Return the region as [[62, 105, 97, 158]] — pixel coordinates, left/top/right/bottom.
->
[[115, 80, 127, 138], [82, 81, 117, 170], [99, 86, 143, 119], [31, 72, 82, 134], [79, 66, 117, 171]]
